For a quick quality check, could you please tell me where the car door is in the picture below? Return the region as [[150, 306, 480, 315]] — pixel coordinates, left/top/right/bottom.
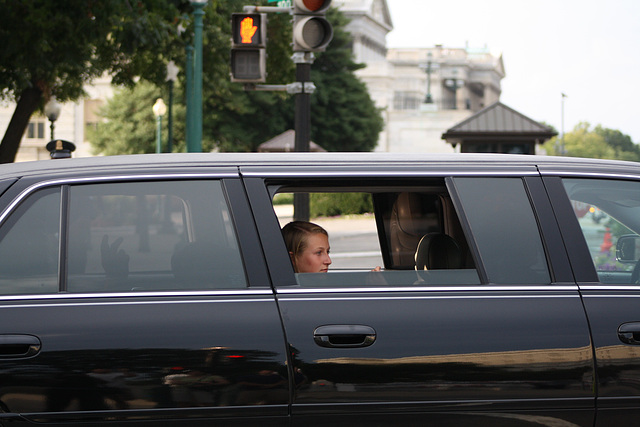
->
[[540, 171, 640, 426], [0, 172, 289, 426], [242, 167, 595, 427]]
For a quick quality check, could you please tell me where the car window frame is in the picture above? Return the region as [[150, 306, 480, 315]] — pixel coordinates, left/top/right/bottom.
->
[[0, 172, 272, 296], [244, 172, 570, 288]]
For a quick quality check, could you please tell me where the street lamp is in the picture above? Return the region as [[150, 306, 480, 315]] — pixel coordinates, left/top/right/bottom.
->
[[560, 93, 568, 155], [423, 52, 434, 104], [166, 61, 179, 153], [186, 0, 207, 153], [152, 98, 167, 153], [444, 69, 464, 110], [44, 98, 62, 140]]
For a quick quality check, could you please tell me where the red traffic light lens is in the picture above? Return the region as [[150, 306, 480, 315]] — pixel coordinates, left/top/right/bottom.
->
[[302, 0, 326, 11], [295, 0, 331, 13]]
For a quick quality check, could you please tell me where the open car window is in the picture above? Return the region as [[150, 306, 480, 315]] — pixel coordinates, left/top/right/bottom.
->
[[274, 185, 481, 288]]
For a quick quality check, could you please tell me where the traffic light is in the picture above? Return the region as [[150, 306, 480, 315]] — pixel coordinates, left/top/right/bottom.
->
[[292, 0, 333, 52], [230, 13, 267, 82]]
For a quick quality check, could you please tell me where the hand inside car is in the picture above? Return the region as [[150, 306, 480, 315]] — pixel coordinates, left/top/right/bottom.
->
[[101, 235, 130, 279]]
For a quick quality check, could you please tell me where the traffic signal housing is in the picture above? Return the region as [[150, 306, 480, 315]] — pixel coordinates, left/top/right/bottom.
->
[[292, 0, 333, 52], [230, 13, 267, 82]]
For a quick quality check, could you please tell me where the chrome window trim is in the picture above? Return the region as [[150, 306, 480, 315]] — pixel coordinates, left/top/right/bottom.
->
[[0, 289, 273, 302], [580, 285, 640, 292], [276, 285, 578, 294], [542, 171, 640, 180], [241, 170, 541, 178], [277, 295, 579, 302], [0, 172, 238, 225], [0, 298, 276, 309]]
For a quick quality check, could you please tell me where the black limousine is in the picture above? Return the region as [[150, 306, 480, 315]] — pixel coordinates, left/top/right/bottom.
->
[[0, 152, 637, 426]]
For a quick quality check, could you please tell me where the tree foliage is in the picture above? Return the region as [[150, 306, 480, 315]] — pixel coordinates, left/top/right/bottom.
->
[[89, 2, 383, 154], [89, 80, 187, 155], [0, 0, 189, 162], [542, 122, 640, 161]]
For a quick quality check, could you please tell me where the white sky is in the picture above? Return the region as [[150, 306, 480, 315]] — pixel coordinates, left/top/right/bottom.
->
[[385, 0, 640, 143]]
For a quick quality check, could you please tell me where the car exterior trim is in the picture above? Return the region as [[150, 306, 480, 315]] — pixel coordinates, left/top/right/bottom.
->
[[276, 285, 578, 294], [540, 171, 640, 180], [241, 170, 542, 178], [0, 172, 239, 225], [579, 285, 640, 291], [0, 298, 276, 309], [0, 289, 273, 302]]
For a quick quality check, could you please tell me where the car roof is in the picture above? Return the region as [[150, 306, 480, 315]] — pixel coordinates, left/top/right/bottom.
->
[[0, 152, 638, 180]]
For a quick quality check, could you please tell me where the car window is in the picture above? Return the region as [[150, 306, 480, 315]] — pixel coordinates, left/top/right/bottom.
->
[[562, 178, 640, 284], [452, 177, 551, 285], [67, 180, 247, 292], [0, 187, 61, 294], [274, 188, 481, 287]]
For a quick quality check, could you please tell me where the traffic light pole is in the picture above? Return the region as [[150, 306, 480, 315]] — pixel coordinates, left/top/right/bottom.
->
[[293, 52, 314, 222]]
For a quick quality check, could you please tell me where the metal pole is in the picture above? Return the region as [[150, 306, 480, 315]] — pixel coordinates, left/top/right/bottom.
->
[[561, 93, 567, 155], [167, 80, 174, 153], [186, 44, 194, 151], [191, 2, 205, 152], [425, 53, 433, 104], [293, 54, 313, 222], [156, 115, 162, 153]]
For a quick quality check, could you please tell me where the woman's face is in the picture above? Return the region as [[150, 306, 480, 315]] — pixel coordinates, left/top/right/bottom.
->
[[292, 233, 331, 273]]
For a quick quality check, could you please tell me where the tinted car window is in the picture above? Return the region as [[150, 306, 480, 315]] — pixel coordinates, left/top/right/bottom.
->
[[452, 177, 551, 284], [67, 180, 246, 292], [0, 187, 60, 294], [562, 178, 640, 284]]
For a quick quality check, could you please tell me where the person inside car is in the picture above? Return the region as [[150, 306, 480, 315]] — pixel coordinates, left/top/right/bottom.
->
[[282, 221, 332, 273]]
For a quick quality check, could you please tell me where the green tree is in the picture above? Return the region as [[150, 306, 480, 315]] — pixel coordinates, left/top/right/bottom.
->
[[543, 122, 617, 160], [210, 5, 383, 152], [90, 3, 383, 154], [309, 8, 384, 152], [89, 80, 187, 155], [594, 125, 640, 161], [0, 0, 189, 163]]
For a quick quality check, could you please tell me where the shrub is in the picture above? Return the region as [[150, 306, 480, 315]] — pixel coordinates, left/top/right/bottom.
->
[[310, 193, 373, 217]]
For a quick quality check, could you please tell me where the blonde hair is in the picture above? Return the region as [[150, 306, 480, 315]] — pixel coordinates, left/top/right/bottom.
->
[[282, 221, 329, 261]]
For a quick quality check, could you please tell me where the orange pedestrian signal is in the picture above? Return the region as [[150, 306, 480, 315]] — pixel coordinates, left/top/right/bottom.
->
[[230, 13, 267, 83], [240, 17, 258, 44], [231, 13, 265, 47]]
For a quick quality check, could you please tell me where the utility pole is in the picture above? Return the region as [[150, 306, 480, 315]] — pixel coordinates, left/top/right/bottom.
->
[[293, 52, 314, 221]]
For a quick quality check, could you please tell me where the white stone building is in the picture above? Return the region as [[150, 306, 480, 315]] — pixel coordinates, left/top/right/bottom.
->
[[335, 0, 505, 152]]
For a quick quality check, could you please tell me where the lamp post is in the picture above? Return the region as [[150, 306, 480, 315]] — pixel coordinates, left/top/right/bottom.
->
[[166, 61, 179, 153], [186, 0, 207, 153], [444, 69, 464, 110], [44, 98, 62, 140], [560, 93, 568, 155], [423, 52, 434, 104], [152, 98, 167, 153]]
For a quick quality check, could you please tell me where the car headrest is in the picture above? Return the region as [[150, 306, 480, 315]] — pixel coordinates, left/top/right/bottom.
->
[[415, 233, 463, 270]]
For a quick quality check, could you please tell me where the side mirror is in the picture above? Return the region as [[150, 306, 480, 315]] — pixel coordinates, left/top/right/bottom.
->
[[616, 234, 640, 263]]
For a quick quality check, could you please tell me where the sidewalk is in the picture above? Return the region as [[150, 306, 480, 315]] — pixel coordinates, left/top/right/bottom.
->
[[273, 204, 377, 236]]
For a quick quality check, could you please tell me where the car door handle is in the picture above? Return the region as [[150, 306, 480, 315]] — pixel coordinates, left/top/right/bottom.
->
[[0, 335, 41, 358], [618, 322, 640, 345], [313, 325, 376, 348]]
